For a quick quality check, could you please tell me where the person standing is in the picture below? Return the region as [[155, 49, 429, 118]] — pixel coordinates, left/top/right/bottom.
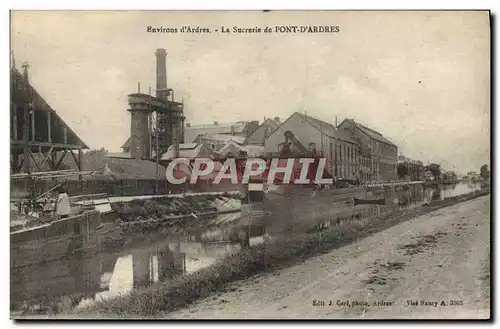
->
[[55, 186, 71, 218]]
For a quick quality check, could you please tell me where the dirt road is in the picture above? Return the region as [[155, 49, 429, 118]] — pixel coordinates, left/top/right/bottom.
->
[[166, 196, 490, 319]]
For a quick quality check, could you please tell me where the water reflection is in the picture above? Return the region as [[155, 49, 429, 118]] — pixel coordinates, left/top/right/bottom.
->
[[11, 182, 482, 316], [11, 224, 265, 316], [11, 250, 116, 315], [312, 183, 482, 233]]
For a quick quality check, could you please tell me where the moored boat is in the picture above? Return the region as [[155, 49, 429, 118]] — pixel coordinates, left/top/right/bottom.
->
[[353, 197, 386, 206], [11, 209, 103, 268], [10, 171, 122, 268]]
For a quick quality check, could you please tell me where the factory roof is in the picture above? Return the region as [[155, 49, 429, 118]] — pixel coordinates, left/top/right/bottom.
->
[[216, 141, 265, 158], [10, 67, 89, 149], [246, 118, 280, 145], [184, 121, 249, 143], [196, 133, 247, 145], [292, 112, 359, 144], [161, 143, 214, 160], [339, 118, 397, 147]]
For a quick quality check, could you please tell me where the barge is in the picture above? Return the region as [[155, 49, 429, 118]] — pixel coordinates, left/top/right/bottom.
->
[[11, 209, 103, 268]]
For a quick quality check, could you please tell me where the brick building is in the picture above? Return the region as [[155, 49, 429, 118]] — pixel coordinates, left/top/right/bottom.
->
[[338, 119, 398, 182], [264, 112, 360, 180]]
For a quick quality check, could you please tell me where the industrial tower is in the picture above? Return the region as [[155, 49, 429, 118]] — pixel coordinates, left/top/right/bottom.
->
[[127, 49, 185, 160]]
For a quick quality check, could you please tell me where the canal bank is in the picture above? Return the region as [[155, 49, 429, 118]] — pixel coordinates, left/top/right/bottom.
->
[[10, 183, 486, 318], [166, 195, 491, 320], [113, 193, 241, 231], [66, 185, 489, 318]]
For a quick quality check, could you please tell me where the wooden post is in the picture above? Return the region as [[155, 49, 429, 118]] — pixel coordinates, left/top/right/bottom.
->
[[31, 109, 35, 142], [240, 184, 250, 249], [78, 148, 83, 193], [12, 154, 19, 173], [51, 152, 57, 170], [47, 111, 51, 143], [12, 104, 17, 140], [23, 106, 29, 173], [63, 127, 68, 144]]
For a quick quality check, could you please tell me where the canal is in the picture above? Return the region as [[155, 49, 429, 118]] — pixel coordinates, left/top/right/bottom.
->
[[10, 182, 482, 316]]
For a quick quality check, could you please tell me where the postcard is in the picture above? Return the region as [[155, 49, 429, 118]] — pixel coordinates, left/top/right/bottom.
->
[[10, 10, 491, 320]]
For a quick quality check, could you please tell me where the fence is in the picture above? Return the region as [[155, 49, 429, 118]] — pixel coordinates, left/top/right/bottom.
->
[[11, 178, 240, 198]]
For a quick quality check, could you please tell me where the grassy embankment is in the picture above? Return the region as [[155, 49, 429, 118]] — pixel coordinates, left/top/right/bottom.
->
[[113, 193, 238, 228], [77, 189, 489, 318]]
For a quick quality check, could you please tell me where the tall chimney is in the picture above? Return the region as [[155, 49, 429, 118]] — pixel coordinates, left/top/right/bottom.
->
[[155, 48, 167, 99]]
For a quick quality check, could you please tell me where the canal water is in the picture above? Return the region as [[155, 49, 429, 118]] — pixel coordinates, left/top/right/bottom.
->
[[10, 183, 482, 316]]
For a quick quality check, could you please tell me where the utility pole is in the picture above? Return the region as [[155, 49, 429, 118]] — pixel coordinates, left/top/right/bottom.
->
[[22, 62, 30, 173], [149, 86, 160, 195], [156, 127, 159, 194]]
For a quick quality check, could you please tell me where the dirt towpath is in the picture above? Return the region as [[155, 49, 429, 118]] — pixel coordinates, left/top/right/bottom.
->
[[166, 196, 490, 319]]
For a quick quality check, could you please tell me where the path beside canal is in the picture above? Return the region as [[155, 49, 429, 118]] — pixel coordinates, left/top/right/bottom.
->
[[166, 195, 490, 319]]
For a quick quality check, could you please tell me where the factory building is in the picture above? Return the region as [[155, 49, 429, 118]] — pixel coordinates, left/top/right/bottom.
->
[[338, 119, 398, 182], [123, 48, 185, 160], [264, 112, 360, 180]]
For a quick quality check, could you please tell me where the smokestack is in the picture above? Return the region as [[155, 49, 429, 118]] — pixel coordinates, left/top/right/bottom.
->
[[155, 48, 167, 98]]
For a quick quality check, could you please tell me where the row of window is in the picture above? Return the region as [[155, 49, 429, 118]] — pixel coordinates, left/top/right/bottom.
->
[[372, 140, 397, 157], [337, 143, 358, 164], [334, 160, 398, 181], [360, 157, 370, 168], [336, 164, 358, 179]]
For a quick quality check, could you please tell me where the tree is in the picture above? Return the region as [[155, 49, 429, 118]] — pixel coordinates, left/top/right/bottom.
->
[[407, 161, 424, 181], [449, 171, 457, 182], [428, 163, 441, 180], [480, 164, 490, 180], [397, 163, 408, 179]]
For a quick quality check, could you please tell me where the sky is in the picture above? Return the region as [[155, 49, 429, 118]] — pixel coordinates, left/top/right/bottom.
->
[[10, 10, 490, 174]]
